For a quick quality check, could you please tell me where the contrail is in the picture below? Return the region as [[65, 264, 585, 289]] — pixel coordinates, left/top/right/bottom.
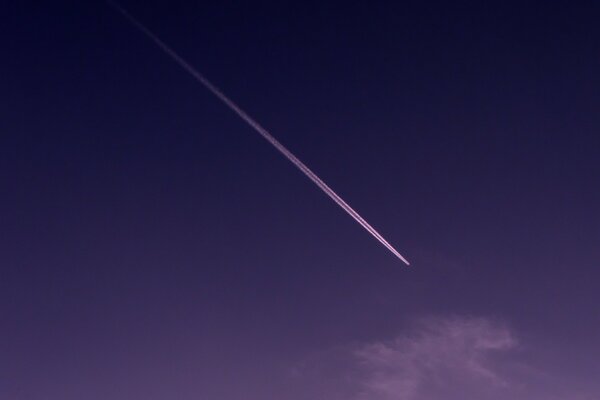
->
[[107, 1, 410, 265]]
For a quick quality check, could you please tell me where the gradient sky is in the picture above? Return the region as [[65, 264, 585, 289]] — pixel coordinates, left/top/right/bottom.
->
[[2, 2, 600, 399]]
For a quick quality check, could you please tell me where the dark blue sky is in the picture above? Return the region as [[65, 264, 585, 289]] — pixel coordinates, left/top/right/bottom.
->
[[2, 2, 600, 399]]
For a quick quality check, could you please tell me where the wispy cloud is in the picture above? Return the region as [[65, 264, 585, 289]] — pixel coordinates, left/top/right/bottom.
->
[[291, 315, 599, 400], [354, 316, 516, 400]]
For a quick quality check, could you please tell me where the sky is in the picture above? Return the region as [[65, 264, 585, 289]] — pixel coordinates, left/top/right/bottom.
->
[[2, 1, 600, 399]]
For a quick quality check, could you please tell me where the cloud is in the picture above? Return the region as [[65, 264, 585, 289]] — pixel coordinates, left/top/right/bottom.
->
[[290, 315, 600, 400], [354, 316, 516, 400]]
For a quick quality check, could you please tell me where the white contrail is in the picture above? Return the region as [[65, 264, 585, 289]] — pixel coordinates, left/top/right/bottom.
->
[[108, 1, 410, 265]]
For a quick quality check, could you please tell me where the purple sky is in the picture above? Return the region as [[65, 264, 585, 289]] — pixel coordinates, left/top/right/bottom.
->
[[2, 1, 600, 399]]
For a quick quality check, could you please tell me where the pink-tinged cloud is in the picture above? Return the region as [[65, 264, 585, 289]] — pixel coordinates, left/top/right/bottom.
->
[[354, 316, 517, 400], [291, 315, 600, 400]]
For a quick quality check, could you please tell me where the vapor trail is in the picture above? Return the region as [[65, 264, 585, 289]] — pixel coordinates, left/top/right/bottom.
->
[[108, 1, 410, 265]]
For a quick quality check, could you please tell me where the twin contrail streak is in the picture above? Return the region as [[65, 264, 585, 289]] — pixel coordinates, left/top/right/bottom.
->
[[108, 1, 410, 265]]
